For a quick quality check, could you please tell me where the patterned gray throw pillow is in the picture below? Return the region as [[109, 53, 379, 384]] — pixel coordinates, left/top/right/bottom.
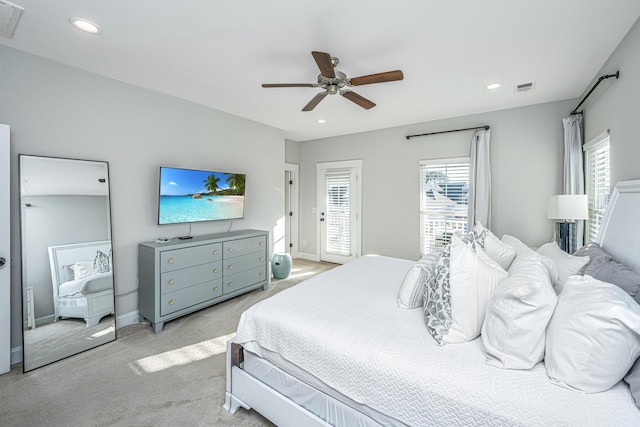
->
[[93, 250, 111, 273], [460, 226, 487, 251], [423, 244, 452, 345]]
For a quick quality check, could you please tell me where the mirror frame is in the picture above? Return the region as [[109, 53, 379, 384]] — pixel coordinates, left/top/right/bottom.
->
[[19, 154, 116, 372]]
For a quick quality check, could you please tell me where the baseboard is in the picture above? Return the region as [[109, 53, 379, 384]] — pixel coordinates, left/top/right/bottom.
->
[[10, 345, 22, 366], [297, 252, 320, 262], [115, 310, 140, 330]]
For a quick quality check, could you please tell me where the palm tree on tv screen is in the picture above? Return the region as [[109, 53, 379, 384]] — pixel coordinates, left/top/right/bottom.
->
[[226, 174, 246, 195], [204, 174, 220, 194]]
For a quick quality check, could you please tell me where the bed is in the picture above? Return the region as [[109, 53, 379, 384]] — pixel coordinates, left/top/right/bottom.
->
[[225, 179, 640, 426], [48, 240, 115, 327]]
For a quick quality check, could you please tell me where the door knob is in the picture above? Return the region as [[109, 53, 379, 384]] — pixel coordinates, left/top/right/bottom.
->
[[0, 257, 5, 267]]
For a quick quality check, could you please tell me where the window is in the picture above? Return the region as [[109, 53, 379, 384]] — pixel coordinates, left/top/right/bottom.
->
[[583, 132, 610, 243], [420, 158, 470, 255], [324, 169, 352, 256]]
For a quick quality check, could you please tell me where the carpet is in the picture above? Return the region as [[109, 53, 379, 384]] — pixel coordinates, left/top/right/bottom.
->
[[0, 259, 337, 427]]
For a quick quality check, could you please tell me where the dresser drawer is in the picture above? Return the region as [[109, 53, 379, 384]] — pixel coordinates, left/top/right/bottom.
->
[[160, 243, 222, 272], [223, 252, 267, 274], [223, 266, 267, 293], [160, 280, 223, 316], [160, 261, 222, 294], [223, 236, 267, 258]]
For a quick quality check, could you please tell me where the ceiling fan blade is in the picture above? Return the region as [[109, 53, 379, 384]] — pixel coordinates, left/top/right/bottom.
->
[[341, 90, 376, 110], [302, 91, 328, 111], [311, 51, 336, 78], [349, 70, 404, 86], [262, 83, 316, 88]]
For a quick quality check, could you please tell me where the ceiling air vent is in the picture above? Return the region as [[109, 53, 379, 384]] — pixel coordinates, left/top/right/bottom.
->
[[0, 0, 23, 39], [515, 81, 536, 93]]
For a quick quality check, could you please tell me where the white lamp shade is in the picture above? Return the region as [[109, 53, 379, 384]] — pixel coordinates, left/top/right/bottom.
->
[[547, 195, 588, 220]]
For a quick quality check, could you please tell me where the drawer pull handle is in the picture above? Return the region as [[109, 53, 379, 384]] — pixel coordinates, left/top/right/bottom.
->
[[169, 279, 175, 285], [228, 248, 233, 252], [259, 241, 264, 246], [214, 287, 219, 292], [168, 258, 174, 264], [214, 250, 219, 255], [214, 268, 219, 273], [169, 300, 175, 305], [228, 265, 233, 270], [259, 272, 264, 277], [228, 282, 233, 287], [259, 257, 264, 261]]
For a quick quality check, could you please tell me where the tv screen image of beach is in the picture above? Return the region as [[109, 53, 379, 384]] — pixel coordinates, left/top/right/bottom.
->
[[158, 167, 246, 225]]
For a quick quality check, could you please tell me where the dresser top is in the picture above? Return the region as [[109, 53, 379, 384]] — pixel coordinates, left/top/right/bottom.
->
[[140, 229, 267, 249]]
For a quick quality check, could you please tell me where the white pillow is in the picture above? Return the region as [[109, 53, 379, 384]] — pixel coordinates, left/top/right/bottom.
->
[[545, 275, 640, 393], [424, 234, 508, 345], [481, 250, 557, 369], [70, 261, 94, 280], [397, 251, 441, 309], [537, 242, 589, 292], [474, 222, 516, 271]]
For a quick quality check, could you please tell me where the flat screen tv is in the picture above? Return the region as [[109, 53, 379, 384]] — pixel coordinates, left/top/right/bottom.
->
[[158, 167, 246, 225]]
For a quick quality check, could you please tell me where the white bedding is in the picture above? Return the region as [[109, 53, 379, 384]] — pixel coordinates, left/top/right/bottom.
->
[[57, 272, 112, 297], [235, 255, 640, 426]]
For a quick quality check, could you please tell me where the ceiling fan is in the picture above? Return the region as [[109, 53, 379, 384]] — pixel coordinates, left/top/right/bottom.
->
[[262, 51, 404, 111]]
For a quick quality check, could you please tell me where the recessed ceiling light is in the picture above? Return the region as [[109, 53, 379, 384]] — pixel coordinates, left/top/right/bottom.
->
[[317, 119, 326, 124], [69, 17, 102, 34], [485, 82, 501, 90]]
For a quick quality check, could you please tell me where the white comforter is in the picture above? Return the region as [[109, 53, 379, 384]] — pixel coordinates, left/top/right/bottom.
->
[[57, 272, 113, 297], [235, 255, 639, 426]]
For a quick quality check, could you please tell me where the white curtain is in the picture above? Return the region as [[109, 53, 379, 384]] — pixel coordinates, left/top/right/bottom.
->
[[467, 129, 491, 229], [562, 114, 585, 247]]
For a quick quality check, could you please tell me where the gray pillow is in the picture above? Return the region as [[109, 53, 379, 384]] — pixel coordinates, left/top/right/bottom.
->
[[625, 358, 640, 410], [574, 241, 609, 259], [575, 242, 640, 298], [62, 265, 75, 282]]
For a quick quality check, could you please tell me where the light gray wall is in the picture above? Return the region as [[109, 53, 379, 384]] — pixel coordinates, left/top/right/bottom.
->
[[581, 17, 640, 186], [285, 139, 300, 164], [297, 100, 575, 261], [1, 46, 285, 350], [22, 195, 109, 319]]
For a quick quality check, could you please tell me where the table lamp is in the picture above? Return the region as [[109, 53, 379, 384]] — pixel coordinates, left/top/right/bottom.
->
[[547, 195, 588, 253]]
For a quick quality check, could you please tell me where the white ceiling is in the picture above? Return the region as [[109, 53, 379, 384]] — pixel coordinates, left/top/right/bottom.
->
[[2, 1, 640, 142]]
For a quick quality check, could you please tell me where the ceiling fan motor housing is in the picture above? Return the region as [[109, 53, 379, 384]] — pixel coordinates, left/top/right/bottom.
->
[[318, 70, 347, 94]]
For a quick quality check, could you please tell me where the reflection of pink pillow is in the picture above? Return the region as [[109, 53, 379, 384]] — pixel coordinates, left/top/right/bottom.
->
[[70, 261, 94, 280]]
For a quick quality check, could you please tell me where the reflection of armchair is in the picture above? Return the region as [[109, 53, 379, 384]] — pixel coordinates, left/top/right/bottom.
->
[[48, 241, 114, 327]]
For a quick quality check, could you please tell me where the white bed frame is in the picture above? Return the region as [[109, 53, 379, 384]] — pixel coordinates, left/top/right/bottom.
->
[[48, 240, 115, 328], [224, 179, 640, 426]]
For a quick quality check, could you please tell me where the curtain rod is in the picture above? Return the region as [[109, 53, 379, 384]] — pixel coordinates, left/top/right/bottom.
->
[[571, 71, 619, 115], [405, 125, 490, 140]]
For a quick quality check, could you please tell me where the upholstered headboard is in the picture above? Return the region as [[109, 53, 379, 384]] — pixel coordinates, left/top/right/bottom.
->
[[596, 179, 640, 274]]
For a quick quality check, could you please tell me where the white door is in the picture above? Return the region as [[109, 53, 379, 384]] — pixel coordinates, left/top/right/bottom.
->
[[0, 124, 10, 374], [317, 160, 362, 264]]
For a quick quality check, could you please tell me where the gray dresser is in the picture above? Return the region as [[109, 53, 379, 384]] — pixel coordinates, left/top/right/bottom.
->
[[138, 229, 269, 332]]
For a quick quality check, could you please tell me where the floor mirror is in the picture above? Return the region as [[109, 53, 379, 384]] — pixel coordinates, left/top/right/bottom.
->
[[19, 155, 116, 372]]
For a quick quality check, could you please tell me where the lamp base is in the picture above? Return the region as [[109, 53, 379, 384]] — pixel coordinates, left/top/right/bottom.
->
[[556, 221, 577, 253]]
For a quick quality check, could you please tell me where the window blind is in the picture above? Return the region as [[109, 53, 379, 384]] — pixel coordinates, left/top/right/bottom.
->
[[325, 170, 351, 256], [419, 159, 470, 255], [584, 137, 610, 243]]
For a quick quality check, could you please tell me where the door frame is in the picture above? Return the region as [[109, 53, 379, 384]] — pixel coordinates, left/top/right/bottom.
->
[[316, 159, 362, 264], [284, 163, 299, 259], [1, 124, 10, 374]]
